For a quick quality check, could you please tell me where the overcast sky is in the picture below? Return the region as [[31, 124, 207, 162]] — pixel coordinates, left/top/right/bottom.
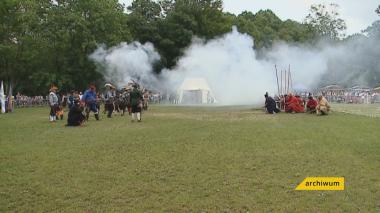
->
[[118, 0, 379, 35]]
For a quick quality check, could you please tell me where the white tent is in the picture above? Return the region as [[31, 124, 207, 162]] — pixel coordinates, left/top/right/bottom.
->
[[178, 78, 216, 104]]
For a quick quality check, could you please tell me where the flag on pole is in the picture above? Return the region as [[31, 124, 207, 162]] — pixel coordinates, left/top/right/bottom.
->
[[0, 81, 5, 113], [7, 83, 13, 113]]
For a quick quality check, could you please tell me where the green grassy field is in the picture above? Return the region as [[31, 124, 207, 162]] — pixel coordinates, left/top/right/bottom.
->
[[332, 103, 380, 118], [0, 106, 379, 212]]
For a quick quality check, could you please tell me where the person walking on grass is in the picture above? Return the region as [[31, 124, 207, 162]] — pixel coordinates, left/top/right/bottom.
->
[[48, 85, 59, 122], [81, 83, 99, 121], [130, 84, 143, 122], [104, 84, 116, 118]]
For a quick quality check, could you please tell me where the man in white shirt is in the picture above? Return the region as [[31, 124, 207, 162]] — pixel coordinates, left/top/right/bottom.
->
[[48, 86, 59, 122]]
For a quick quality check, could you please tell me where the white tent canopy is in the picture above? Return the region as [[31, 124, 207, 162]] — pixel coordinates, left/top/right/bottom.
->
[[178, 78, 216, 104]]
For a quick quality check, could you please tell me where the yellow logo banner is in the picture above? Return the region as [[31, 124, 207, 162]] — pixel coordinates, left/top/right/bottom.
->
[[295, 177, 345, 190]]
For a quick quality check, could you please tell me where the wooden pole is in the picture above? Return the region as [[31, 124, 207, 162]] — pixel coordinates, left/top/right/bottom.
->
[[280, 69, 283, 95], [275, 65, 280, 95], [288, 65, 291, 94], [289, 71, 292, 94], [287, 70, 290, 94], [284, 69, 287, 95]]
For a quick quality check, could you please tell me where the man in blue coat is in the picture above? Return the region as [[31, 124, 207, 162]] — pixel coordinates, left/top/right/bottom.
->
[[81, 83, 99, 121]]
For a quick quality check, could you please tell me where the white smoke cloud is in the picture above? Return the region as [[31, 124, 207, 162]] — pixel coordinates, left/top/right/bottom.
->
[[265, 42, 328, 89], [89, 26, 379, 105], [163, 27, 275, 105], [89, 42, 160, 88], [163, 27, 330, 105]]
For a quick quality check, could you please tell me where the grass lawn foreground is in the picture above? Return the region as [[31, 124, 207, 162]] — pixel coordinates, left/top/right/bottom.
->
[[0, 106, 379, 212]]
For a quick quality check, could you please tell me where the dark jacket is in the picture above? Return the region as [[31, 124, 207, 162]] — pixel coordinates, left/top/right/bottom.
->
[[130, 88, 142, 106], [265, 96, 280, 114], [67, 104, 85, 126]]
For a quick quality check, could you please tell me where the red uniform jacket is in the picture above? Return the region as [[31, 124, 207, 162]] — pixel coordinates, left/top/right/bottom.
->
[[297, 97, 304, 107], [306, 99, 318, 110], [287, 96, 305, 113]]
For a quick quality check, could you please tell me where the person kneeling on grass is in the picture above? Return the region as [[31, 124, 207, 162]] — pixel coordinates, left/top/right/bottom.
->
[[66, 99, 86, 126], [286, 93, 305, 113], [316, 95, 330, 115], [306, 96, 318, 113], [264, 92, 280, 114]]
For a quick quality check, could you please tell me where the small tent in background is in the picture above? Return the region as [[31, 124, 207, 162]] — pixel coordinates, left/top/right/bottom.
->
[[178, 78, 216, 104]]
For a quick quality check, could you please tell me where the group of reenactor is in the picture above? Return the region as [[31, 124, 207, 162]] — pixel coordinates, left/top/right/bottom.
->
[[103, 82, 149, 122], [48, 81, 149, 126], [264, 92, 331, 115], [104, 83, 130, 118], [49, 84, 332, 127]]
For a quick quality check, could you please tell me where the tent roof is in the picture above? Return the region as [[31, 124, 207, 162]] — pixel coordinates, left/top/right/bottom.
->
[[179, 78, 212, 91]]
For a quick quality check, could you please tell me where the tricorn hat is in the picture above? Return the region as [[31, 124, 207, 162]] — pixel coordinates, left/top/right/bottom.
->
[[50, 85, 58, 92], [104, 83, 115, 89]]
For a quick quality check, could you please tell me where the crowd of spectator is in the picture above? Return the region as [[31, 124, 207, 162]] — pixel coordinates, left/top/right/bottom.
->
[[319, 92, 380, 104], [15, 93, 46, 107]]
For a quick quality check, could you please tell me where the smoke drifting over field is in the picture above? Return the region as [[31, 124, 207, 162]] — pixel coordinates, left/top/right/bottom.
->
[[162, 27, 274, 105], [90, 42, 161, 88], [90, 27, 380, 105]]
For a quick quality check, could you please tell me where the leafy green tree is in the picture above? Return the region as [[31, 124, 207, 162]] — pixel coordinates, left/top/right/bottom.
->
[[162, 0, 232, 41], [154, 0, 233, 69], [305, 3, 346, 40], [158, 0, 174, 17], [127, 0, 161, 44], [39, 0, 131, 93], [128, 0, 161, 21], [234, 10, 315, 49], [0, 0, 355, 94], [278, 20, 316, 44], [0, 0, 53, 94], [0, 0, 131, 95]]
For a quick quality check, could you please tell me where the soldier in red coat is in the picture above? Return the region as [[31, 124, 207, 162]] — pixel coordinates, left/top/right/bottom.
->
[[306, 96, 318, 113], [286, 94, 305, 113], [296, 95, 304, 107]]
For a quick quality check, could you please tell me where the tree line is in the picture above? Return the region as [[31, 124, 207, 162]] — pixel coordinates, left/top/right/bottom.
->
[[1, 0, 379, 95]]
